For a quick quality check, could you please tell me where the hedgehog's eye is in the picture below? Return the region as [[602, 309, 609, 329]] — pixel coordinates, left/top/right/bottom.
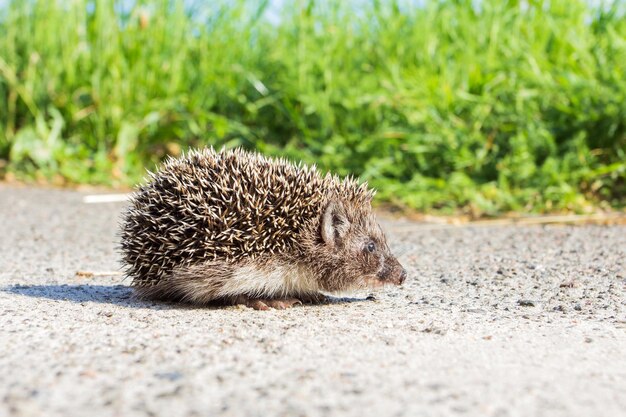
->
[[366, 241, 376, 253]]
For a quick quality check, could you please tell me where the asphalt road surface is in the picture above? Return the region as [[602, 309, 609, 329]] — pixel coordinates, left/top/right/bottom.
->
[[1, 185, 624, 417]]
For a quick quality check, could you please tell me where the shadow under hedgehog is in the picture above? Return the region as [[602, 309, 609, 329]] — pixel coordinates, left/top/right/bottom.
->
[[120, 148, 407, 310]]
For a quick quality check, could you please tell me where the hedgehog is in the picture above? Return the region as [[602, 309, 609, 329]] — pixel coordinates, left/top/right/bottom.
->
[[120, 148, 406, 310]]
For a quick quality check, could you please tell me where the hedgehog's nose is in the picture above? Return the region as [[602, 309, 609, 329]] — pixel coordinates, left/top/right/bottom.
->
[[399, 268, 407, 285]]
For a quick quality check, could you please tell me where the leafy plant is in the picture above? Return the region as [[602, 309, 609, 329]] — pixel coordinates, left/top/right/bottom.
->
[[0, 0, 624, 214]]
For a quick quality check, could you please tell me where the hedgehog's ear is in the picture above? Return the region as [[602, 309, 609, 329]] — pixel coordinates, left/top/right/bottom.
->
[[321, 200, 350, 247]]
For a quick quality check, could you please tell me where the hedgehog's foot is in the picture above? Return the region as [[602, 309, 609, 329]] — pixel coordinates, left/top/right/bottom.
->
[[235, 296, 303, 310]]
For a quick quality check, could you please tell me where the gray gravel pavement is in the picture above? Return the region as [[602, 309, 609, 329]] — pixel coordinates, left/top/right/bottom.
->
[[1, 185, 625, 417]]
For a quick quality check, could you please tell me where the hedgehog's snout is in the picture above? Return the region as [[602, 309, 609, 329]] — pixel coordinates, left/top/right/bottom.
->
[[377, 256, 407, 286], [389, 266, 407, 286]]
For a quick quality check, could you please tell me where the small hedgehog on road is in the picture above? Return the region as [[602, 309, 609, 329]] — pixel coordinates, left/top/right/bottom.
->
[[120, 148, 406, 310]]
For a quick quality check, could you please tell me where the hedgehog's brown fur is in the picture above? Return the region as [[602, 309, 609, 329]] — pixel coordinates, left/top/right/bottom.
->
[[120, 147, 406, 309]]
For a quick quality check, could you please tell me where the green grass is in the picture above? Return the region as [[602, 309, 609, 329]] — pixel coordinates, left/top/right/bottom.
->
[[0, 0, 625, 215]]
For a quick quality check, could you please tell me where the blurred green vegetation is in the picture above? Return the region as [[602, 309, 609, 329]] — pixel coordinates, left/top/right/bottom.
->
[[0, 0, 624, 215]]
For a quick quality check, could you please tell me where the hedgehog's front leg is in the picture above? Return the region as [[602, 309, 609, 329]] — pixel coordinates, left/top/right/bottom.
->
[[233, 293, 329, 310], [233, 295, 303, 310]]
